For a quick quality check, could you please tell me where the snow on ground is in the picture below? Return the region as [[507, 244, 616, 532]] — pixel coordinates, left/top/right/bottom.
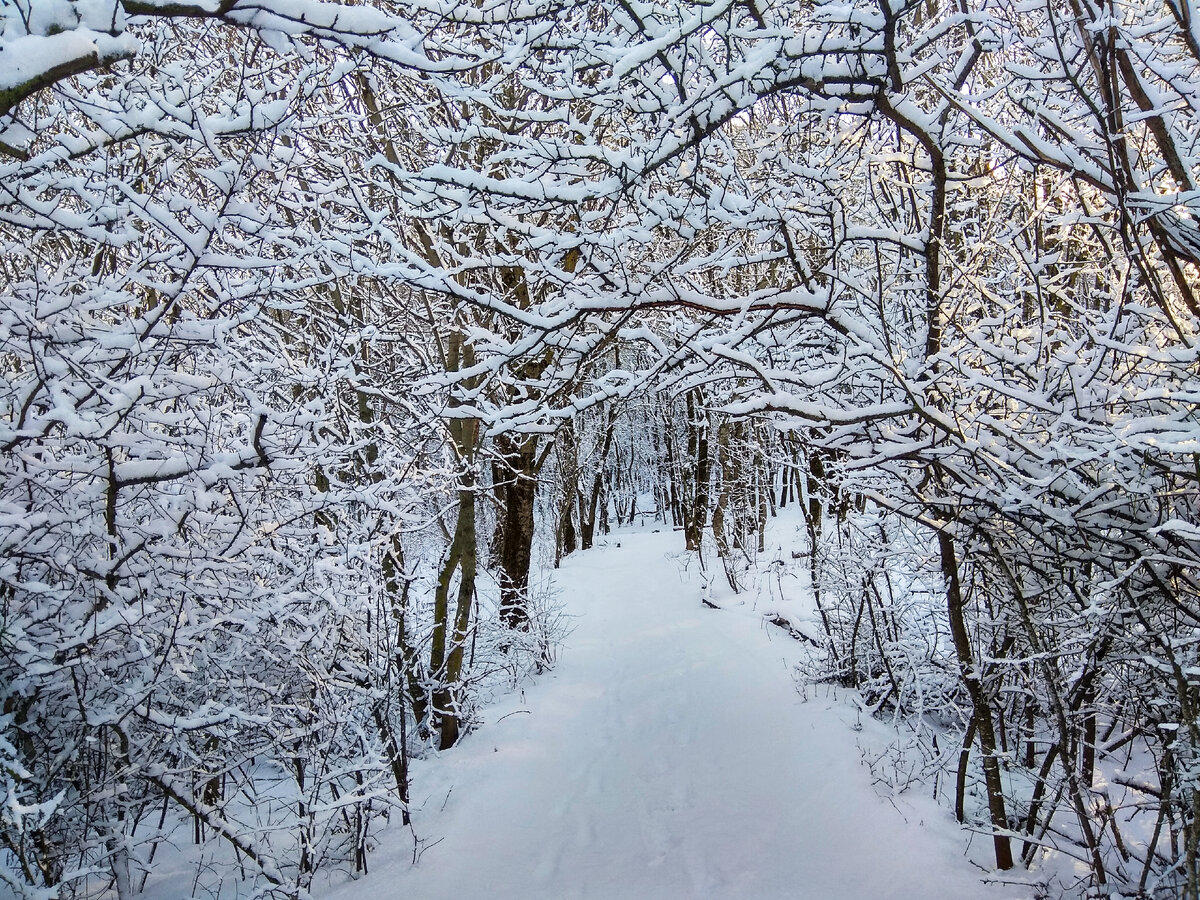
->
[[325, 526, 1030, 900]]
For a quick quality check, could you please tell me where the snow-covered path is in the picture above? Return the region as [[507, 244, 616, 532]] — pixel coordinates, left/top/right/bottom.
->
[[330, 529, 1015, 900]]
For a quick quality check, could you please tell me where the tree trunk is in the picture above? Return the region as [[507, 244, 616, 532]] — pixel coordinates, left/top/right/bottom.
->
[[939, 530, 1014, 870], [495, 433, 538, 630], [428, 326, 480, 748], [556, 421, 578, 562], [683, 388, 710, 552], [440, 479, 476, 747], [711, 420, 739, 592], [581, 405, 617, 550]]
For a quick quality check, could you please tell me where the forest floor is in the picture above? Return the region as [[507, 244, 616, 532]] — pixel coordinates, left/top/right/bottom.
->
[[324, 522, 1035, 900]]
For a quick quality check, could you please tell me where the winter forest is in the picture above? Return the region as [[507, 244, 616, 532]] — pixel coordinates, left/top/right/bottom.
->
[[3, 0, 1200, 897]]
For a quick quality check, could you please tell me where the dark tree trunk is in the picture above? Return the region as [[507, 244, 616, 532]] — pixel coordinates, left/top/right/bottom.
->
[[683, 388, 710, 552], [940, 530, 1014, 870], [495, 433, 538, 629], [427, 327, 480, 749], [440, 480, 477, 748], [556, 421, 579, 562], [581, 405, 617, 550]]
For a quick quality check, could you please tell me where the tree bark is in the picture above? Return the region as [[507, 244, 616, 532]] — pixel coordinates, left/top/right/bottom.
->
[[939, 530, 1013, 870], [581, 405, 617, 550], [683, 389, 710, 552], [495, 433, 538, 629]]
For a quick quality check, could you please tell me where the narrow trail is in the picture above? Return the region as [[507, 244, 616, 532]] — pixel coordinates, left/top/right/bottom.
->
[[331, 530, 1016, 900]]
